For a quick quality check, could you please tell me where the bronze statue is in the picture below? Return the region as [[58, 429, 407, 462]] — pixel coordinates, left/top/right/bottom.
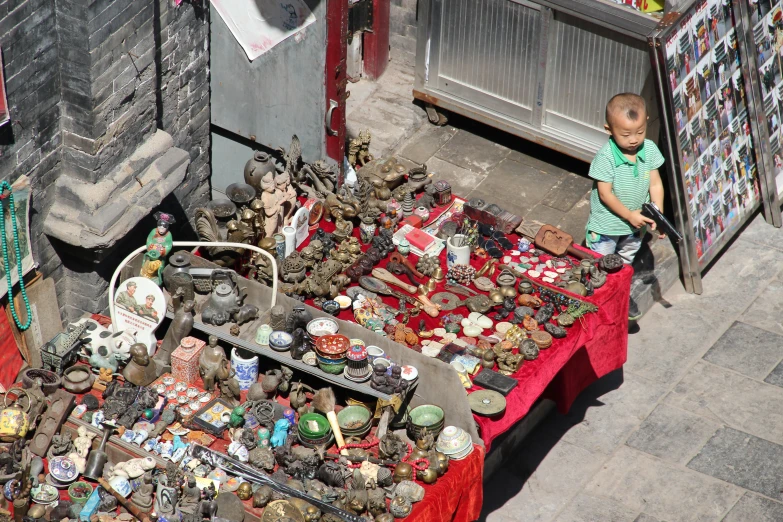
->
[[198, 336, 228, 392], [122, 344, 159, 387]]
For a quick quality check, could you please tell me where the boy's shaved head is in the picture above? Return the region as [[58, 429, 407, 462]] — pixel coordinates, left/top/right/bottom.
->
[[606, 93, 647, 126]]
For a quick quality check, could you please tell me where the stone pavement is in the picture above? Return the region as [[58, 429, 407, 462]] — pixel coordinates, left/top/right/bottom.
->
[[347, 61, 594, 245], [481, 213, 783, 522]]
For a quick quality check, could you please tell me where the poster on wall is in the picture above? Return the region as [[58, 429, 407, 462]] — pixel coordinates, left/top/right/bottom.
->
[[658, 0, 762, 264], [0, 175, 34, 300]]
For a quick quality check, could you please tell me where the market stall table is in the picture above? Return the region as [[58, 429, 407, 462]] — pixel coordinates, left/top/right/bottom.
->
[[49, 330, 484, 522], [302, 199, 631, 451]]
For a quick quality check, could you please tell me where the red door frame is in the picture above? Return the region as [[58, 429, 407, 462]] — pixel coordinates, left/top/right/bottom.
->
[[363, 0, 390, 80], [325, 0, 349, 184]]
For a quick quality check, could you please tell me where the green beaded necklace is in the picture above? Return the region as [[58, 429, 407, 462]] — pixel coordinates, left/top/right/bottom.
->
[[0, 181, 31, 331]]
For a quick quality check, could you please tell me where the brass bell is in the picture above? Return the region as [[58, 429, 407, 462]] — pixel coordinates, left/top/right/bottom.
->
[[431, 266, 445, 282], [416, 467, 438, 484], [426, 278, 438, 292], [393, 462, 413, 483]]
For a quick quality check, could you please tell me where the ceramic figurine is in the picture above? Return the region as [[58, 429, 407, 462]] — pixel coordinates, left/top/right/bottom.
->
[[146, 212, 175, 260], [275, 171, 298, 225], [260, 171, 283, 238], [140, 249, 164, 285], [122, 343, 159, 387]]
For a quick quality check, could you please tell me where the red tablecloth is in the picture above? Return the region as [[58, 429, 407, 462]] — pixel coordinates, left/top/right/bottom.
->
[[302, 198, 631, 452], [474, 255, 631, 448]]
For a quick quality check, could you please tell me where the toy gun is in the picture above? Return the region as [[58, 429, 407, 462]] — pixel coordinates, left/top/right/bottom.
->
[[641, 203, 682, 243]]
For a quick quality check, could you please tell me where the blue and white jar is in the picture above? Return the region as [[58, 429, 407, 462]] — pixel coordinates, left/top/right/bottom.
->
[[231, 348, 259, 391]]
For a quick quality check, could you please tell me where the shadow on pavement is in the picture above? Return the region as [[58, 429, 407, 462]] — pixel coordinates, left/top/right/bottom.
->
[[478, 369, 626, 521]]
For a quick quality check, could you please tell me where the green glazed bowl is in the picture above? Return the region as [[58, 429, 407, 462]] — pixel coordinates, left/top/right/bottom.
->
[[68, 481, 93, 504], [409, 404, 445, 428], [317, 359, 347, 374], [337, 405, 372, 434], [298, 413, 331, 438]]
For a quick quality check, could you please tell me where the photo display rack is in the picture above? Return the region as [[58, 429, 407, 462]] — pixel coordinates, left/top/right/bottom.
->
[[649, 0, 782, 294]]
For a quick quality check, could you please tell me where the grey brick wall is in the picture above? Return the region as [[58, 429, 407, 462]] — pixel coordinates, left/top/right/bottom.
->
[[0, 0, 211, 323], [0, 0, 63, 319], [390, 0, 417, 67]]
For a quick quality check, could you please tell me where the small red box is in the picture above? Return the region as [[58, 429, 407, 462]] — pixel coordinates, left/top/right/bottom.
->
[[406, 227, 436, 251], [399, 215, 423, 229]]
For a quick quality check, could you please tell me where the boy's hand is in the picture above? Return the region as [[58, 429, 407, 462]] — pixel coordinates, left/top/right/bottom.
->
[[627, 210, 655, 229]]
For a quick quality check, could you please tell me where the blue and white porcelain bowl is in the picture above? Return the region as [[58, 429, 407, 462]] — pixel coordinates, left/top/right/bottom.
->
[[268, 331, 293, 352]]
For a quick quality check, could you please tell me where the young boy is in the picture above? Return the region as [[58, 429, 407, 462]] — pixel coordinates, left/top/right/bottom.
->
[[586, 93, 666, 321]]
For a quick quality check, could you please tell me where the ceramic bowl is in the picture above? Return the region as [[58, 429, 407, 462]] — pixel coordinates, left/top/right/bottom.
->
[[448, 444, 475, 460], [21, 368, 61, 396], [307, 317, 339, 338], [67, 481, 93, 504], [62, 366, 95, 394], [315, 334, 350, 358], [337, 405, 372, 431], [316, 356, 348, 375], [32, 484, 58, 504], [297, 432, 335, 449], [268, 331, 293, 351], [298, 413, 331, 438], [409, 404, 445, 428], [435, 426, 472, 455], [366, 346, 385, 363], [302, 352, 317, 366], [322, 300, 341, 316], [48, 456, 78, 483], [335, 296, 352, 310]]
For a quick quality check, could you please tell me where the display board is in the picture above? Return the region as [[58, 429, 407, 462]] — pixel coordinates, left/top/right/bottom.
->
[[749, 0, 783, 198], [650, 0, 781, 294]]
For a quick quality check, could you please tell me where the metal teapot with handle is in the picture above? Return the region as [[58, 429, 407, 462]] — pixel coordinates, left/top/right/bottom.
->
[[201, 270, 245, 326]]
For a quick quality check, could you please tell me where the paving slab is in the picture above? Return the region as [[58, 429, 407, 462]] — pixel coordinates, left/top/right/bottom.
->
[[664, 361, 783, 445], [425, 156, 488, 197], [732, 212, 783, 253], [435, 129, 511, 174], [584, 446, 742, 522], [722, 493, 783, 522], [633, 515, 664, 522], [542, 371, 668, 455], [557, 195, 591, 246], [468, 158, 563, 217], [688, 427, 783, 500], [398, 124, 458, 165], [763, 361, 783, 388], [506, 146, 582, 180], [625, 404, 721, 465], [738, 277, 783, 337], [554, 493, 638, 522], [542, 173, 594, 212], [481, 440, 606, 522], [524, 204, 566, 227], [702, 321, 783, 380]]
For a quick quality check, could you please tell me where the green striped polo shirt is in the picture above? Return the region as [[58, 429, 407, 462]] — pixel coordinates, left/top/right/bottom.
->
[[586, 138, 665, 237]]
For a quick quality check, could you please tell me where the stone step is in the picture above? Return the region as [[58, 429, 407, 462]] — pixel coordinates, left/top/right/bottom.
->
[[630, 234, 681, 318]]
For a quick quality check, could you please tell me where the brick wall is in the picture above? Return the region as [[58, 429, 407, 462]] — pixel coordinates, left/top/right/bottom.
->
[[0, 0, 63, 312], [390, 0, 417, 66], [0, 0, 211, 322]]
